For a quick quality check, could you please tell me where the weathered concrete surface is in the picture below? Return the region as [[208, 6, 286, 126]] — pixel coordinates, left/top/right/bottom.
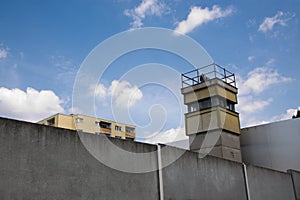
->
[[161, 146, 247, 200], [288, 170, 300, 200], [0, 117, 159, 200], [247, 165, 295, 200]]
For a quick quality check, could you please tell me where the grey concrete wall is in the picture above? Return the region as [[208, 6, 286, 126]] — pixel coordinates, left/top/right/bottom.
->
[[241, 118, 300, 172], [247, 165, 296, 200], [0, 117, 159, 200], [288, 170, 300, 200], [0, 117, 299, 200], [161, 146, 248, 200]]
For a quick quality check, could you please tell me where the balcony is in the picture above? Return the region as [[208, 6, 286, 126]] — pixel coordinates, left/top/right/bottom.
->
[[125, 132, 135, 138], [100, 127, 111, 134]]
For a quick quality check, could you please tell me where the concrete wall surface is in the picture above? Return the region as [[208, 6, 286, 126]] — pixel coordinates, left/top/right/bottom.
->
[[0, 117, 158, 200], [0, 117, 299, 200], [288, 170, 300, 200], [161, 146, 247, 200], [246, 165, 296, 200], [241, 118, 300, 172]]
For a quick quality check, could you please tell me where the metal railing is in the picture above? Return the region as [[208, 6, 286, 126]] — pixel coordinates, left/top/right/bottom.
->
[[181, 63, 236, 88]]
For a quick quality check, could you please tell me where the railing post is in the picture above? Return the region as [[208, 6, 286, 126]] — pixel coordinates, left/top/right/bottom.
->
[[233, 74, 236, 87], [214, 64, 217, 78], [181, 74, 183, 88]]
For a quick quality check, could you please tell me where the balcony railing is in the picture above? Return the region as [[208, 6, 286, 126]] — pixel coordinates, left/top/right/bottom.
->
[[100, 127, 111, 134], [125, 132, 135, 138], [181, 63, 236, 88]]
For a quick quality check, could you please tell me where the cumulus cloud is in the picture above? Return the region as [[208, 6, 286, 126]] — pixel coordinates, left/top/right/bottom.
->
[[93, 80, 143, 108], [243, 106, 300, 127], [236, 64, 293, 127], [142, 126, 187, 145], [238, 96, 272, 113], [258, 11, 294, 33], [0, 87, 64, 122], [237, 66, 292, 95], [174, 5, 233, 34], [109, 80, 143, 107], [0, 48, 8, 59], [124, 0, 168, 28]]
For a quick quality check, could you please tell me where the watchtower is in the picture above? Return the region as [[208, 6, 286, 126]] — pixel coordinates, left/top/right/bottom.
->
[[181, 64, 241, 162]]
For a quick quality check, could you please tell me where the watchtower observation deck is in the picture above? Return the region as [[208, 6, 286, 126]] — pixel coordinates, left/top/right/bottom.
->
[[181, 63, 241, 162]]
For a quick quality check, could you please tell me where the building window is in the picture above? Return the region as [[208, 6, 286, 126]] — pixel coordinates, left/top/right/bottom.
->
[[199, 98, 212, 110], [46, 118, 55, 125], [187, 97, 235, 113], [100, 121, 111, 129], [226, 101, 235, 111], [188, 102, 199, 112], [76, 118, 83, 123], [125, 127, 135, 134], [115, 125, 122, 131]]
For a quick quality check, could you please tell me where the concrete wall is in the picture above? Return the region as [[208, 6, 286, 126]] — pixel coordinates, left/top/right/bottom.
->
[[0, 117, 158, 200], [161, 146, 247, 200], [289, 170, 300, 200], [241, 118, 300, 172], [246, 165, 295, 200], [0, 117, 299, 199]]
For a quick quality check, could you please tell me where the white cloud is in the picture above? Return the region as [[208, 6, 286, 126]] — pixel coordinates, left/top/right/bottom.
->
[[0, 48, 8, 59], [266, 58, 275, 66], [94, 84, 107, 101], [242, 106, 300, 127], [248, 56, 255, 61], [142, 126, 187, 144], [124, 0, 168, 28], [93, 80, 143, 108], [258, 11, 294, 33], [174, 5, 233, 34], [236, 64, 293, 127], [237, 66, 292, 95], [238, 96, 272, 113], [278, 107, 300, 120], [109, 80, 143, 107], [0, 87, 64, 122]]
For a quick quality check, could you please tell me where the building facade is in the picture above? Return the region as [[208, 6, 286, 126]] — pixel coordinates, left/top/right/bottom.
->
[[38, 113, 136, 140]]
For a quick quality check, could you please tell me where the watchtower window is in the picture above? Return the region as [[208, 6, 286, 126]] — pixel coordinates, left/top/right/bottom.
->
[[226, 101, 235, 111], [187, 97, 236, 113], [188, 102, 199, 112], [199, 98, 212, 110]]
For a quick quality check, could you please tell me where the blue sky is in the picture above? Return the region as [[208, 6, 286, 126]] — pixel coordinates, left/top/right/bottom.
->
[[0, 0, 300, 143]]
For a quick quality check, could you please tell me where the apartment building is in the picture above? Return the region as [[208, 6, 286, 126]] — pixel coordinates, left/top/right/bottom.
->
[[38, 113, 135, 140]]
